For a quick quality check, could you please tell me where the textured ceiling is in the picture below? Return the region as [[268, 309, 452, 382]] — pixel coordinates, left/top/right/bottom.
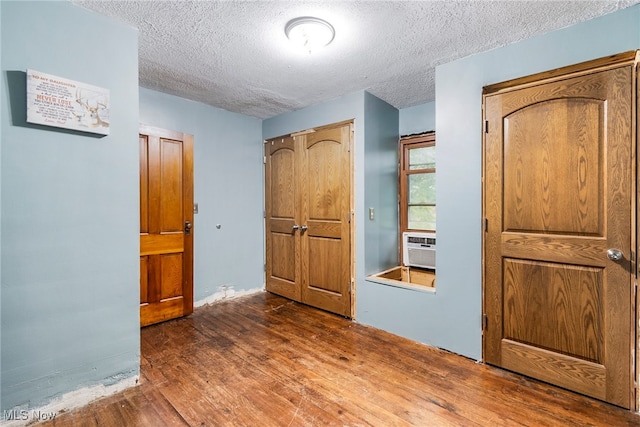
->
[[73, 0, 639, 119]]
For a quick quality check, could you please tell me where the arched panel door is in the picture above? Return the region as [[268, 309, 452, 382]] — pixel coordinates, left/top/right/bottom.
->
[[483, 58, 635, 408], [300, 126, 352, 317], [265, 136, 300, 302]]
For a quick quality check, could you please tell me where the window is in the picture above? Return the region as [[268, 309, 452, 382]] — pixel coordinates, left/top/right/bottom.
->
[[400, 132, 435, 233]]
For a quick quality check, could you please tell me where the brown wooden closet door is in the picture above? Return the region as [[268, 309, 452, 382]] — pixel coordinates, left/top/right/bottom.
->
[[299, 124, 352, 317], [265, 122, 353, 318], [484, 65, 634, 408], [265, 135, 301, 302], [140, 125, 194, 327]]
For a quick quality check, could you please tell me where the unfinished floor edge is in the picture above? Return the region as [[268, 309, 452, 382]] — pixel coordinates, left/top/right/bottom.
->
[[1, 375, 139, 426]]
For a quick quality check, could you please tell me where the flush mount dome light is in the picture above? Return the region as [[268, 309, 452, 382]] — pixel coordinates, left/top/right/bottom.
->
[[285, 17, 335, 53]]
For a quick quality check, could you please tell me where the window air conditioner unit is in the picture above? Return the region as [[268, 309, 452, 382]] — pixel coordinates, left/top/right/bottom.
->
[[402, 232, 436, 270]]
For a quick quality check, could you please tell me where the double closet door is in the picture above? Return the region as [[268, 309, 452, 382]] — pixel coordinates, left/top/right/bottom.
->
[[265, 121, 353, 317]]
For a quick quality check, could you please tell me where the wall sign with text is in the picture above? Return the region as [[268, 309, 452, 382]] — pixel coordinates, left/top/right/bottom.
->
[[26, 69, 110, 135]]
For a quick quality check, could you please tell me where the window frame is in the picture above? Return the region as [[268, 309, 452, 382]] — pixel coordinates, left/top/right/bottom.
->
[[399, 132, 436, 234]]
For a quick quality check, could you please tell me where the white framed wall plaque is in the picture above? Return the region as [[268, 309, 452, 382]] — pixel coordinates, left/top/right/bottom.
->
[[26, 69, 110, 135]]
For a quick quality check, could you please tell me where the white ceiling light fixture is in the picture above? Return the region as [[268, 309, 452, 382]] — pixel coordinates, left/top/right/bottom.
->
[[285, 17, 335, 53]]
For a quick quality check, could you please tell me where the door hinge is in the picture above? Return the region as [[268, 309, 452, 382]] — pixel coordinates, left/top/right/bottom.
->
[[263, 210, 266, 219], [484, 120, 489, 133], [482, 314, 488, 331], [350, 278, 355, 294], [263, 155, 266, 164], [483, 217, 488, 232], [264, 263, 266, 272]]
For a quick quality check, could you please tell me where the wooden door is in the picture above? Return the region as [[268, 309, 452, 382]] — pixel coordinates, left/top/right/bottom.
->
[[265, 135, 300, 302], [140, 125, 194, 327], [300, 125, 353, 317], [483, 57, 635, 408], [265, 122, 353, 317]]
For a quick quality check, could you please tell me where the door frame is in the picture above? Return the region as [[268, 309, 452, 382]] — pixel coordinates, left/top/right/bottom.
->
[[481, 51, 638, 410], [263, 119, 356, 318]]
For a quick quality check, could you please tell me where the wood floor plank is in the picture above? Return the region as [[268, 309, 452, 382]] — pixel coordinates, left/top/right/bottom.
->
[[212, 310, 475, 426], [40, 292, 640, 426], [242, 296, 516, 426], [189, 341, 362, 426], [201, 310, 405, 426], [258, 296, 623, 426]]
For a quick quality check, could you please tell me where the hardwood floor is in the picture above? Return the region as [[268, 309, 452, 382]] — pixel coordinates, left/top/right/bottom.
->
[[43, 292, 640, 426]]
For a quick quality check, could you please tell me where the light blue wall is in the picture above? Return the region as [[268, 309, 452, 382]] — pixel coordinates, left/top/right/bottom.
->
[[399, 102, 435, 136], [262, 91, 364, 139], [363, 92, 399, 274], [263, 91, 400, 306], [139, 88, 264, 300], [1, 1, 139, 411]]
